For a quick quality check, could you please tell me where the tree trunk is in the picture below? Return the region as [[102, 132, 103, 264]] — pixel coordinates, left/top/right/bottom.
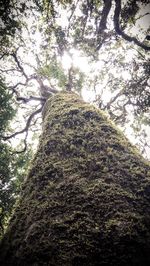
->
[[0, 92, 150, 266]]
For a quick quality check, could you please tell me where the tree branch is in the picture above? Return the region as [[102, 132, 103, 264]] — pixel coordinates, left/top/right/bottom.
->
[[105, 90, 124, 110], [0, 67, 21, 74], [10, 48, 28, 79], [9, 81, 28, 96], [16, 95, 46, 103], [1, 107, 42, 140], [98, 0, 112, 34], [114, 0, 150, 51], [31, 75, 58, 96], [0, 52, 9, 60], [95, 0, 112, 50], [11, 131, 28, 154]]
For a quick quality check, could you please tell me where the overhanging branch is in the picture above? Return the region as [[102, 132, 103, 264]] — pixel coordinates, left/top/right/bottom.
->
[[114, 0, 150, 51]]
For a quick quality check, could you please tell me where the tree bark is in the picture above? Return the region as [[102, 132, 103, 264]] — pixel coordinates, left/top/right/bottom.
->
[[0, 92, 150, 266]]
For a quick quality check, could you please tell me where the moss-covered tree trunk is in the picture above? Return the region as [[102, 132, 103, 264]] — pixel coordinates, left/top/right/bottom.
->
[[0, 92, 150, 266]]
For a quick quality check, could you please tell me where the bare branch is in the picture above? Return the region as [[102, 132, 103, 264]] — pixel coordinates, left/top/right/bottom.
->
[[30, 75, 58, 95], [1, 107, 42, 141], [10, 48, 28, 79], [12, 131, 28, 154], [105, 90, 124, 110], [16, 95, 46, 103], [0, 52, 9, 60], [9, 81, 28, 96], [136, 13, 150, 22], [114, 0, 150, 51], [0, 68, 21, 74]]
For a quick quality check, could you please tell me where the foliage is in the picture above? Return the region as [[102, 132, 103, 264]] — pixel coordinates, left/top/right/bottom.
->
[[37, 59, 67, 88], [0, 79, 15, 234], [0, 79, 15, 130], [0, 79, 33, 237]]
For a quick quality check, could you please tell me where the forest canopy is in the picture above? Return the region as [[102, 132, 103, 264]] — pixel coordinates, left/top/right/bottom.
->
[[0, 0, 150, 233]]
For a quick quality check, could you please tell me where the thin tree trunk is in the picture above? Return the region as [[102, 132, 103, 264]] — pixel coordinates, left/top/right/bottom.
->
[[0, 92, 150, 266]]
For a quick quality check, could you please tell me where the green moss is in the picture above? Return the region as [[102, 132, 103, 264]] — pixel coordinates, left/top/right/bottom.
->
[[0, 91, 150, 266]]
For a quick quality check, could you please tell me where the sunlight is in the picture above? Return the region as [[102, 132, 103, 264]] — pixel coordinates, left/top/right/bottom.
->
[[62, 52, 72, 70], [62, 49, 91, 73], [72, 51, 91, 73], [121, 70, 132, 80], [132, 3, 150, 40], [81, 87, 96, 102]]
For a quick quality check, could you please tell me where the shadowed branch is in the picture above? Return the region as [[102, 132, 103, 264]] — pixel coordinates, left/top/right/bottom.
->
[[114, 0, 150, 51]]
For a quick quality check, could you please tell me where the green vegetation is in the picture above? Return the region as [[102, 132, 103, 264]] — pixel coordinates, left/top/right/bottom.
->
[[0, 79, 32, 237], [0, 78, 15, 235]]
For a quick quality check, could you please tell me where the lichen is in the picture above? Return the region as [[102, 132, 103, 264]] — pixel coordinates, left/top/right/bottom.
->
[[0, 91, 150, 266]]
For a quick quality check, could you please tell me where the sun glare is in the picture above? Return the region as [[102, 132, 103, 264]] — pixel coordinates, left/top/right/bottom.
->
[[62, 50, 91, 73], [62, 52, 72, 70]]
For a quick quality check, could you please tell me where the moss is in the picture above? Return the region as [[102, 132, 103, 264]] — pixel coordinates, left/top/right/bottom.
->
[[0, 91, 150, 266]]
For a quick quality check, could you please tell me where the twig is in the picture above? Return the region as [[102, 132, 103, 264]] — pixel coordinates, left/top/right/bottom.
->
[[9, 81, 28, 95], [0, 68, 21, 73]]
